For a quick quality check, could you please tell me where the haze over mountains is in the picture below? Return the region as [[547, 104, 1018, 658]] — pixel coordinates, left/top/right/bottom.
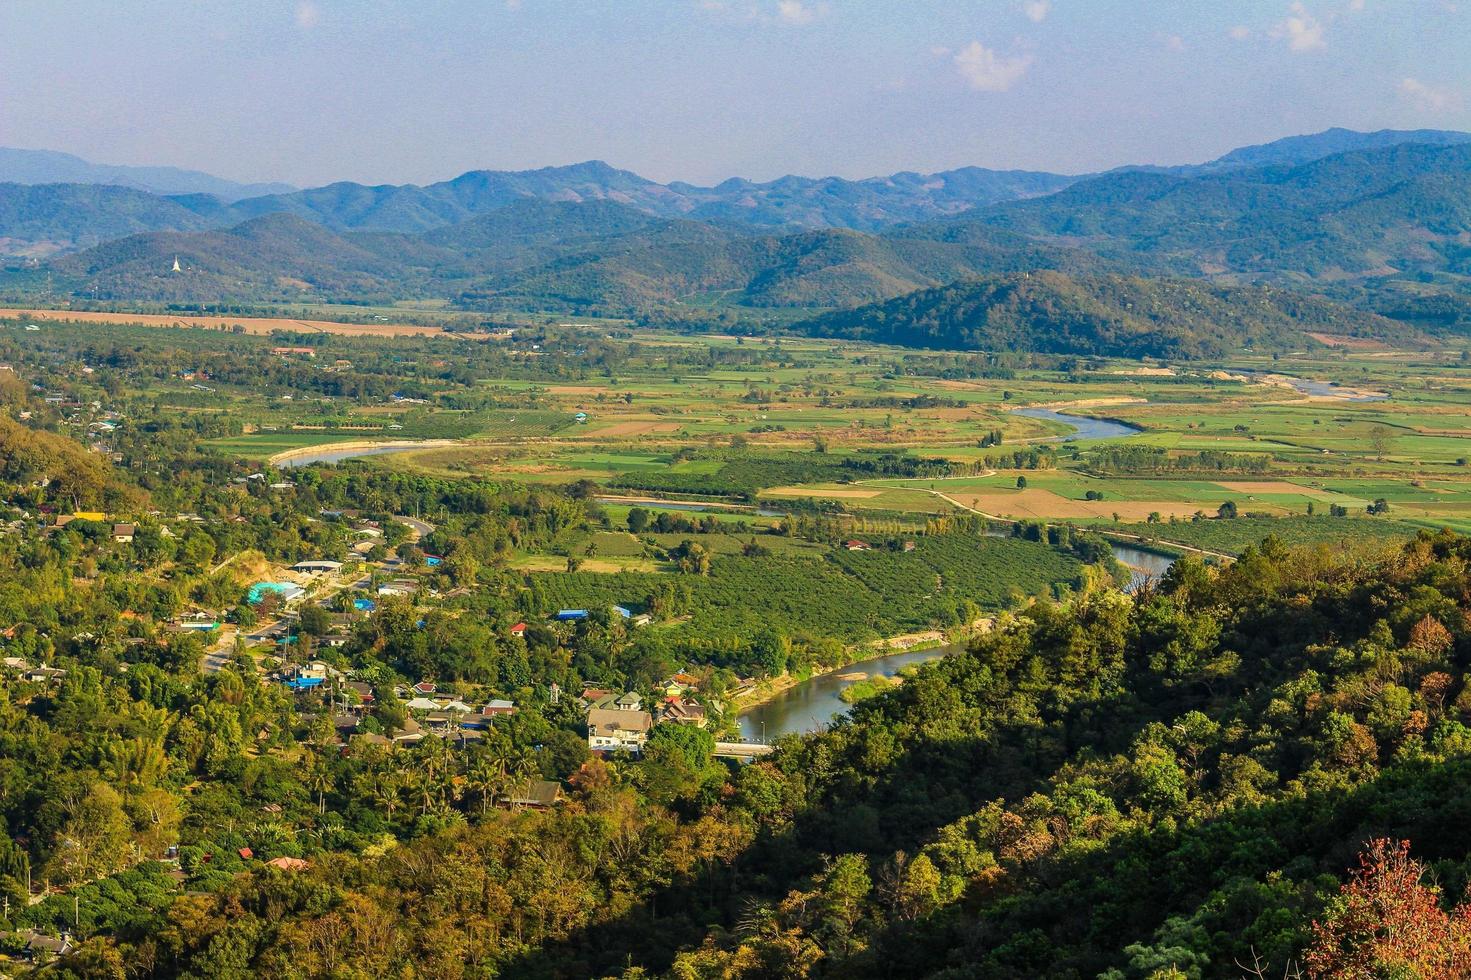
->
[[0, 147, 295, 202], [4, 127, 1471, 357]]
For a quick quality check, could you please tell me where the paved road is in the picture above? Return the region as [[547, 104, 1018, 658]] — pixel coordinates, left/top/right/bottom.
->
[[394, 515, 435, 540]]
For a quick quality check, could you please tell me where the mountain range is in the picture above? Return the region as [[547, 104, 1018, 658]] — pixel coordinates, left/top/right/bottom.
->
[[0, 147, 295, 203], [4, 128, 1471, 356]]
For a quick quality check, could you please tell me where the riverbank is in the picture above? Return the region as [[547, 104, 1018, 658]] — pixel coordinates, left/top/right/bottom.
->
[[727, 624, 972, 720]]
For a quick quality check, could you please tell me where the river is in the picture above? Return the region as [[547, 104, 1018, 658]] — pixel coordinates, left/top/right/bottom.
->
[[1239, 371, 1388, 402], [737, 543, 1175, 741], [1011, 407, 1143, 440], [736, 642, 962, 743]]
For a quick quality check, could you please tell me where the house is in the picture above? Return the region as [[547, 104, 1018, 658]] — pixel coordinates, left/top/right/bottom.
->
[[612, 605, 632, 619], [438, 699, 474, 714], [481, 698, 516, 715], [586, 708, 654, 753], [377, 580, 417, 596], [266, 856, 310, 872], [844, 539, 871, 551], [665, 671, 702, 695], [413, 681, 437, 695], [22, 930, 74, 961], [574, 411, 588, 423], [509, 779, 564, 808], [555, 608, 588, 621], [345, 681, 374, 703], [22, 665, 66, 684], [271, 346, 316, 357], [661, 698, 708, 727], [404, 697, 441, 711], [292, 559, 343, 575], [614, 691, 643, 712], [391, 717, 424, 743], [903, 540, 917, 552], [509, 621, 527, 638]]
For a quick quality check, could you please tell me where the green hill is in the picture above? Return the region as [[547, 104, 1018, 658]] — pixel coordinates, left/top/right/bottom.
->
[[792, 271, 1411, 358]]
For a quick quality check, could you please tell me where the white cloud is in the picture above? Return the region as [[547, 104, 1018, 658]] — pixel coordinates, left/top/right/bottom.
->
[[953, 41, 1033, 92], [294, 1, 320, 29], [1228, 24, 1252, 40], [1348, 0, 1366, 10], [1399, 77, 1459, 112], [1164, 34, 1186, 51], [1022, 0, 1050, 23], [776, 0, 816, 24], [1272, 3, 1326, 51]]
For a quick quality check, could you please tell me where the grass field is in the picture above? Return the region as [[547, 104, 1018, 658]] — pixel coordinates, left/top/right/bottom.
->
[[145, 320, 1471, 554]]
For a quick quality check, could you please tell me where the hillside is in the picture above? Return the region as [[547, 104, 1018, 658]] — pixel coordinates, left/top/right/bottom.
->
[[793, 271, 1409, 357], [933, 142, 1471, 285], [43, 202, 1098, 313], [0, 183, 217, 256], [47, 213, 449, 302]]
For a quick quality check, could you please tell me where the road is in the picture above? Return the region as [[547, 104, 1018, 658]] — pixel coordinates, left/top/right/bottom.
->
[[394, 515, 435, 540]]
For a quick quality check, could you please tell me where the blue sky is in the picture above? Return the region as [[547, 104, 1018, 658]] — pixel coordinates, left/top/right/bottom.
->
[[1, 0, 1466, 187]]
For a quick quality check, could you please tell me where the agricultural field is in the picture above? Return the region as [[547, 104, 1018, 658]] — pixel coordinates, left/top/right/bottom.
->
[[340, 334, 1471, 553], [20, 308, 1460, 557]]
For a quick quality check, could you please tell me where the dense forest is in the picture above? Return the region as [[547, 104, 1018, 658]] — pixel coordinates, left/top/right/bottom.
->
[[791, 272, 1410, 359], [13, 528, 1471, 977]]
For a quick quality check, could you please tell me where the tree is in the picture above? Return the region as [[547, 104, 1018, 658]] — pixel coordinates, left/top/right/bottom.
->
[[297, 603, 331, 637], [1369, 426, 1395, 460], [46, 783, 132, 886], [1217, 500, 1238, 519], [1306, 839, 1471, 978], [627, 507, 651, 534], [1016, 476, 1028, 489]]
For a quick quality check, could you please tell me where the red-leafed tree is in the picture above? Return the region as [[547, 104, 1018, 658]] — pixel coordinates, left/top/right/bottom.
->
[[1306, 839, 1471, 978]]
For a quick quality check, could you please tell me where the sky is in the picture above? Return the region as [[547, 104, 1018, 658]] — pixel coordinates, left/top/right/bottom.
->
[[1, 0, 1468, 189]]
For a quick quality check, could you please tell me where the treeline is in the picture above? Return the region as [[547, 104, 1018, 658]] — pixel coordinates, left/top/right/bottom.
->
[[1086, 444, 1272, 475]]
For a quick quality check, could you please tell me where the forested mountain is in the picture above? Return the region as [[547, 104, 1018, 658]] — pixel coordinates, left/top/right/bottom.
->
[[45, 205, 1099, 312], [793, 271, 1408, 357], [0, 147, 294, 201], [6, 129, 1471, 348], [926, 142, 1471, 284], [48, 213, 449, 303], [1195, 126, 1471, 172], [0, 184, 217, 256]]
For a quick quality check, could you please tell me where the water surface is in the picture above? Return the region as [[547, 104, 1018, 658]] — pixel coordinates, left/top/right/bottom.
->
[[737, 542, 1178, 740], [1011, 407, 1142, 440]]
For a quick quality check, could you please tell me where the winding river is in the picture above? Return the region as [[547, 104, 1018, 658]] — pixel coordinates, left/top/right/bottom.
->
[[738, 543, 1176, 741], [1011, 407, 1142, 440]]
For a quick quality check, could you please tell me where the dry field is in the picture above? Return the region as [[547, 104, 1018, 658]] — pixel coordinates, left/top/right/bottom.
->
[[0, 307, 471, 338], [948, 489, 1215, 521], [1216, 481, 1341, 499]]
